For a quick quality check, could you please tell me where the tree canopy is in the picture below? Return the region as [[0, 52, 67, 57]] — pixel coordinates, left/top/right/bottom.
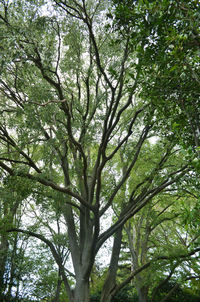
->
[[0, 0, 199, 302]]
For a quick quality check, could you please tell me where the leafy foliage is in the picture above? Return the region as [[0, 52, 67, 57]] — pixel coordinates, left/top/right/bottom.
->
[[0, 0, 199, 301]]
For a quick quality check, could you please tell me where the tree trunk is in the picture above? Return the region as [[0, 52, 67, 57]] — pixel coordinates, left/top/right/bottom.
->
[[137, 286, 148, 302], [100, 227, 123, 302], [7, 234, 19, 300], [0, 234, 9, 296], [160, 283, 179, 302], [73, 277, 90, 302], [52, 268, 62, 302]]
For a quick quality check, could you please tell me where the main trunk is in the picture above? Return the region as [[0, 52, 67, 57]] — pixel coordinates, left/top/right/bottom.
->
[[62, 201, 94, 302], [73, 277, 90, 302]]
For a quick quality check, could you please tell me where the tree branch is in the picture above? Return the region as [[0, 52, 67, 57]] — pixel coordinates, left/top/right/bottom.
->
[[0, 161, 94, 210]]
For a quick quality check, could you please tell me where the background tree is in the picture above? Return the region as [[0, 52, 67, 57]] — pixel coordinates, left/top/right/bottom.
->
[[100, 148, 200, 302]]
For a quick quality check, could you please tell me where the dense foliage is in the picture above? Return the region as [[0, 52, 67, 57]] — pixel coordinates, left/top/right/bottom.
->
[[0, 0, 199, 301]]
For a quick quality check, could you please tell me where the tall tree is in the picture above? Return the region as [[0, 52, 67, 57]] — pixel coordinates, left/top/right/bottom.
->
[[0, 0, 196, 301]]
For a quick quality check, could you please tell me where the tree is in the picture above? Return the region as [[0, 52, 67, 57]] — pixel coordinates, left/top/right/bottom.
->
[[99, 148, 200, 302], [0, 0, 197, 301], [0, 172, 32, 300], [121, 193, 200, 302]]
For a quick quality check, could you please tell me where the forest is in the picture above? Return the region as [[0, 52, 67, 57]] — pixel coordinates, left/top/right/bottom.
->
[[0, 0, 200, 301]]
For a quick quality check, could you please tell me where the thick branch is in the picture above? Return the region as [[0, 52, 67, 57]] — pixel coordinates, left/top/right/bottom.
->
[[97, 166, 188, 251], [100, 125, 151, 216], [0, 161, 94, 210]]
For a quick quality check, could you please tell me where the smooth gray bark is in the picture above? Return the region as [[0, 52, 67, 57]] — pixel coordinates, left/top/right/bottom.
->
[[74, 277, 90, 302]]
